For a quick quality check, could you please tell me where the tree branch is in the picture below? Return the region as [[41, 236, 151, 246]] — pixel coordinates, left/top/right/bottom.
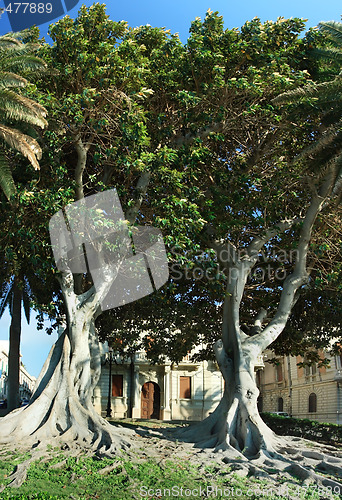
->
[[246, 218, 300, 259], [171, 122, 225, 148], [73, 133, 93, 201], [56, 267, 76, 326], [125, 171, 151, 224], [248, 308, 267, 336], [249, 169, 336, 352]]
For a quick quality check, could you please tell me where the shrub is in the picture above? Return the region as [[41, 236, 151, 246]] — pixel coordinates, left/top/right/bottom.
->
[[261, 412, 342, 445]]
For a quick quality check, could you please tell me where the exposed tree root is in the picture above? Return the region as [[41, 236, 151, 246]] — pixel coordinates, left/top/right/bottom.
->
[[0, 421, 134, 491], [0, 333, 134, 490], [2, 420, 342, 495], [176, 388, 281, 461], [97, 460, 122, 475], [131, 423, 342, 495], [173, 334, 342, 490], [176, 416, 342, 492]]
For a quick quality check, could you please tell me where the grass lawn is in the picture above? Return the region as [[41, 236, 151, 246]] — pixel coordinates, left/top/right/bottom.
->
[[0, 420, 341, 499], [1, 451, 340, 499]]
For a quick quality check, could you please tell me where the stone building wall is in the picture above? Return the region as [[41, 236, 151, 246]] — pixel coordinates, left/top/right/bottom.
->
[[94, 344, 342, 425], [94, 349, 224, 421], [259, 350, 342, 424]]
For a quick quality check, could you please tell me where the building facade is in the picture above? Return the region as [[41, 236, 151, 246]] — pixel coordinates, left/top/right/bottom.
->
[[258, 350, 342, 424], [0, 340, 36, 402], [94, 346, 226, 420], [94, 344, 265, 421], [95, 342, 342, 425]]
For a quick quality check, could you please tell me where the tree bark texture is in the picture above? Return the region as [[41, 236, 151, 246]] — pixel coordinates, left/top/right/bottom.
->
[[179, 172, 336, 459], [7, 280, 22, 412], [0, 302, 132, 452], [0, 257, 134, 455]]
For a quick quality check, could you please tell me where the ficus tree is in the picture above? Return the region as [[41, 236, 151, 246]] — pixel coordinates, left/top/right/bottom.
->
[[0, 5, 341, 489], [165, 19, 342, 464], [96, 11, 341, 469], [0, 5, 197, 470], [0, 5, 151, 466]]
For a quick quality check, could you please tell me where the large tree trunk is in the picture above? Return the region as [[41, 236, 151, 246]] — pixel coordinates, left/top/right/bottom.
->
[[180, 297, 277, 460], [0, 256, 135, 457], [7, 280, 22, 412], [182, 339, 277, 459], [0, 307, 132, 452], [0, 167, 152, 458], [180, 177, 334, 459]]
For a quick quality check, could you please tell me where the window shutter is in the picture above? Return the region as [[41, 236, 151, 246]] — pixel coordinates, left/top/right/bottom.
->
[[276, 364, 283, 382], [179, 376, 191, 399], [112, 374, 123, 397]]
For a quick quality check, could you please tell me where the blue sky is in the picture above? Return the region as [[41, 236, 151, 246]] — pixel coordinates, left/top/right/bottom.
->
[[0, 1, 341, 40], [0, 0, 341, 378], [0, 310, 57, 378]]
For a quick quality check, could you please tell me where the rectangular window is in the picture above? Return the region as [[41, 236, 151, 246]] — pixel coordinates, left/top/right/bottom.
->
[[112, 374, 123, 397], [297, 356, 304, 378], [276, 364, 283, 382], [179, 376, 191, 399]]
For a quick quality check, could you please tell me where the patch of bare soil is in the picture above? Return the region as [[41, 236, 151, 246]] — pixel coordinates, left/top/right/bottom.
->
[[118, 420, 342, 497], [2, 418, 342, 497]]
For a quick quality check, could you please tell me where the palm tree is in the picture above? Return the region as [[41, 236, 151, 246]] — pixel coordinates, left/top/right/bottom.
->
[[273, 21, 342, 198], [0, 34, 48, 410], [0, 34, 47, 199], [0, 275, 32, 410]]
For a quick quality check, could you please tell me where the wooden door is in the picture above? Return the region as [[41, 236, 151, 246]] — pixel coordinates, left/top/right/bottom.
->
[[141, 382, 160, 419]]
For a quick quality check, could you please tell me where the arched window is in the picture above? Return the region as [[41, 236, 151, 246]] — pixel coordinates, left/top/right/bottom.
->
[[278, 397, 284, 412], [308, 393, 317, 413]]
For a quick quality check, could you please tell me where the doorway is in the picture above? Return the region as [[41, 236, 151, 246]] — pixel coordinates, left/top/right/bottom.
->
[[141, 381, 160, 419]]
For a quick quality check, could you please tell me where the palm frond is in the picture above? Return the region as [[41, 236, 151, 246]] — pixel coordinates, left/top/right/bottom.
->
[[275, 20, 342, 193], [0, 37, 39, 54], [319, 21, 342, 45], [310, 47, 342, 64], [0, 278, 14, 318], [0, 150, 16, 200], [0, 71, 27, 90], [0, 35, 47, 194], [0, 124, 42, 169], [0, 89, 47, 128], [330, 152, 342, 202], [0, 36, 22, 48], [295, 123, 342, 163], [273, 78, 342, 106], [0, 54, 47, 75], [22, 276, 31, 324]]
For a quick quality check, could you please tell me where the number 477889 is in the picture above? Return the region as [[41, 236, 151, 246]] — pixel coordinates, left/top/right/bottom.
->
[[5, 3, 53, 14]]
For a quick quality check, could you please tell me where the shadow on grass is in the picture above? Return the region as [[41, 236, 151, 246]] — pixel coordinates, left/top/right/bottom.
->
[[108, 418, 192, 442]]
